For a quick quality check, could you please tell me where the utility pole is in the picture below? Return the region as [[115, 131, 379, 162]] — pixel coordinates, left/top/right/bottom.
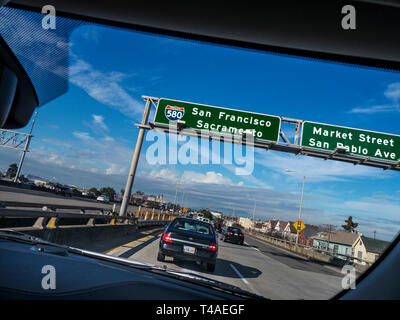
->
[[14, 111, 38, 183], [374, 230, 376, 240]]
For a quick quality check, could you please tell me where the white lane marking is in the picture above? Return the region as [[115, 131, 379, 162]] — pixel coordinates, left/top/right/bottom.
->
[[230, 264, 249, 285], [244, 241, 260, 252]]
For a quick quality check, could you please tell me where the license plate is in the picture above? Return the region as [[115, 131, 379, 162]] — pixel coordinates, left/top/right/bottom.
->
[[234, 233, 238, 236], [183, 246, 196, 254]]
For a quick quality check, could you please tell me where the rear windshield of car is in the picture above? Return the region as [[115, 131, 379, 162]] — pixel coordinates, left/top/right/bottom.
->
[[171, 219, 214, 235], [227, 227, 242, 233]]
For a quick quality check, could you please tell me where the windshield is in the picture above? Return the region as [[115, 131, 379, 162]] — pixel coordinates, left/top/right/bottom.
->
[[1, 5, 400, 301]]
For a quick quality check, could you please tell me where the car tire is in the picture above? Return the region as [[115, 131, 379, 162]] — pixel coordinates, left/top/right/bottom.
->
[[157, 251, 165, 262], [206, 263, 216, 272]]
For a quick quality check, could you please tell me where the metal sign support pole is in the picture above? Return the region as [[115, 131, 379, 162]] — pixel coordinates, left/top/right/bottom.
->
[[296, 175, 306, 245], [119, 98, 152, 216], [13, 112, 37, 183]]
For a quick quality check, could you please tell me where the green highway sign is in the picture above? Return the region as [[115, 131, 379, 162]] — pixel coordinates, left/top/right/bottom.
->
[[301, 121, 400, 162], [154, 98, 281, 142]]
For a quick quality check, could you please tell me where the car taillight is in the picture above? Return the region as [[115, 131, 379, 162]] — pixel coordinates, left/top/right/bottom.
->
[[162, 232, 173, 244], [208, 241, 217, 252], [227, 232, 232, 235], [240, 234, 244, 237]]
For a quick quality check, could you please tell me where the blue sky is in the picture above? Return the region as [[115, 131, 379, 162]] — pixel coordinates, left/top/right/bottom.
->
[[1, 18, 400, 241]]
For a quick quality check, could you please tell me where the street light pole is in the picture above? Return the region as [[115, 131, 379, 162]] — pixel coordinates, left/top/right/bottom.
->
[[119, 99, 152, 216], [252, 200, 256, 230], [296, 175, 306, 245], [173, 176, 181, 211]]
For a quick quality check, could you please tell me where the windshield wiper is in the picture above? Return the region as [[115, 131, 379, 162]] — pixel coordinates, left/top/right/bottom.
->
[[0, 230, 52, 244]]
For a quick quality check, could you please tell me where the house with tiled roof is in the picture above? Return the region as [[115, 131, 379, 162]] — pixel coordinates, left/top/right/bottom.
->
[[269, 220, 280, 234], [259, 220, 271, 233], [361, 236, 390, 263], [311, 229, 367, 264], [278, 221, 289, 233]]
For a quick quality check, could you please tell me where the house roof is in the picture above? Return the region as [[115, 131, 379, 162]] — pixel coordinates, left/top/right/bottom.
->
[[270, 220, 278, 229], [313, 230, 360, 246], [279, 221, 289, 231], [361, 236, 390, 254]]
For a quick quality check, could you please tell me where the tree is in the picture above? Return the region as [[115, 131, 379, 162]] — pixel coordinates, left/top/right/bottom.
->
[[6, 163, 18, 179], [342, 216, 358, 233], [215, 217, 224, 225], [199, 209, 213, 221], [120, 189, 125, 196], [87, 187, 100, 196], [100, 187, 116, 200]]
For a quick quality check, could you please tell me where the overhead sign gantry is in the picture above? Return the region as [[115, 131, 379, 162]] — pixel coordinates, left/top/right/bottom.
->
[[119, 96, 400, 216], [301, 121, 400, 162], [155, 98, 281, 142]]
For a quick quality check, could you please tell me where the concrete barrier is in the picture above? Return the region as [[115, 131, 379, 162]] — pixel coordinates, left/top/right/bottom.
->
[[7, 220, 168, 251]]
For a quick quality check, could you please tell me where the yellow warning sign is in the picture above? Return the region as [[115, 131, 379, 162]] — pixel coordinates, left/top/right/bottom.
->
[[293, 219, 306, 233]]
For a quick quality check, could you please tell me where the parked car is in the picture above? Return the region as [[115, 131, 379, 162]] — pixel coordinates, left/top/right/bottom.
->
[[96, 195, 110, 203], [157, 217, 218, 272], [221, 226, 244, 245]]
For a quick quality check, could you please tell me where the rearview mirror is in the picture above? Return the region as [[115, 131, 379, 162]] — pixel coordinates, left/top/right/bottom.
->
[[0, 35, 38, 129]]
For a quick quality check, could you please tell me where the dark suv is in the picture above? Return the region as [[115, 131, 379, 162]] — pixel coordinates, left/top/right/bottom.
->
[[222, 226, 244, 245], [158, 217, 218, 272]]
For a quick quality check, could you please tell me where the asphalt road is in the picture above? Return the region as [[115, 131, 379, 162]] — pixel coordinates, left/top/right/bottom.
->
[[0, 186, 344, 299], [105, 228, 343, 300]]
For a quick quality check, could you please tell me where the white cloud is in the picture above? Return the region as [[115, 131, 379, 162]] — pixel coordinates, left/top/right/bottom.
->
[[348, 105, 394, 114], [69, 57, 143, 118], [348, 82, 400, 114], [92, 114, 109, 132], [254, 150, 391, 183], [72, 131, 93, 141], [106, 163, 125, 175], [384, 82, 400, 101], [182, 171, 232, 185], [147, 168, 233, 186]]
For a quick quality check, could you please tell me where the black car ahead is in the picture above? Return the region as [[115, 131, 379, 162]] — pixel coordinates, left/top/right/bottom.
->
[[157, 217, 218, 272], [222, 226, 244, 245]]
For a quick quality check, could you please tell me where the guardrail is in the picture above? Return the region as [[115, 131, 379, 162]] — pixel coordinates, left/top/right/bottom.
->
[[247, 230, 373, 267], [0, 201, 181, 230]]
